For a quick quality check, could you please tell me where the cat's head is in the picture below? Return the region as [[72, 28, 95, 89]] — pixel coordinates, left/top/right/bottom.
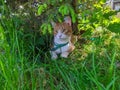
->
[[51, 16, 72, 40]]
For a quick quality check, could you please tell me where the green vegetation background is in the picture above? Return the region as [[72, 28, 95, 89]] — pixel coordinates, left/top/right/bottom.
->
[[0, 0, 120, 89]]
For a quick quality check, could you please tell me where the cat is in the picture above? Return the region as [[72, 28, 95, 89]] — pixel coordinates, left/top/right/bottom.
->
[[50, 16, 75, 59]]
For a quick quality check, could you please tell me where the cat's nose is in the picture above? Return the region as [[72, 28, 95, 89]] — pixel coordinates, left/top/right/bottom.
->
[[59, 35, 62, 38]]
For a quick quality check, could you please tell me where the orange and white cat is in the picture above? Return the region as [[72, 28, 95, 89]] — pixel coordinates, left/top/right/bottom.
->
[[50, 16, 75, 59]]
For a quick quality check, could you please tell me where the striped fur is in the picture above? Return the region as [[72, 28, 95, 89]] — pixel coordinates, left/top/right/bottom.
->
[[50, 16, 75, 59]]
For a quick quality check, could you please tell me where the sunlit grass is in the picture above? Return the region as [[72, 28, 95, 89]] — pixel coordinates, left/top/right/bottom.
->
[[0, 1, 120, 89], [0, 19, 120, 89]]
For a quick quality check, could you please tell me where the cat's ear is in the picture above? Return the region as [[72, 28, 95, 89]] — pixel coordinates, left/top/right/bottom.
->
[[64, 16, 71, 26], [51, 21, 56, 27]]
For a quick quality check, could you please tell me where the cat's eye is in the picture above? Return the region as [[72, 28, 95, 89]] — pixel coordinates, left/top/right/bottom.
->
[[63, 29, 66, 31], [62, 29, 66, 32], [55, 30, 58, 33], [63, 29, 68, 33]]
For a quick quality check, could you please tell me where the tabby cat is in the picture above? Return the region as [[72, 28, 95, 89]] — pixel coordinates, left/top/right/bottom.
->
[[50, 16, 75, 59]]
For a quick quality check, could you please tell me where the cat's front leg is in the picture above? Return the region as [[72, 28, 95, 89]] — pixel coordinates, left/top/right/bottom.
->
[[50, 51, 58, 60], [61, 52, 69, 58]]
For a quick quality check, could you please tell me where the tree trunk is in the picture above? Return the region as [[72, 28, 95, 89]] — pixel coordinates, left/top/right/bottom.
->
[[72, 0, 79, 34]]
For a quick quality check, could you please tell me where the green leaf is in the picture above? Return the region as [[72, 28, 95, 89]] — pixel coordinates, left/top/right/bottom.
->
[[69, 7, 76, 23], [48, 24, 52, 34], [41, 23, 52, 34], [107, 22, 120, 33], [38, 6, 43, 15], [59, 5, 65, 16], [59, 4, 70, 16], [38, 4, 47, 15], [59, 0, 63, 2]]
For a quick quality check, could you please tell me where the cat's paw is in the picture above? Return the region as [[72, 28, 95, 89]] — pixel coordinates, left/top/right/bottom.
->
[[50, 51, 58, 60], [61, 52, 69, 58], [51, 55, 58, 60]]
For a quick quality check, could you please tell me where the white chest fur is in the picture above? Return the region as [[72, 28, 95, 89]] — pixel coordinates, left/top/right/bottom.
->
[[50, 42, 71, 59], [50, 35, 73, 59]]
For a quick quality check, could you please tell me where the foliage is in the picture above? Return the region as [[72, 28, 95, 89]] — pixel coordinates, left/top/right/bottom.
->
[[0, 0, 120, 89], [78, 0, 120, 36]]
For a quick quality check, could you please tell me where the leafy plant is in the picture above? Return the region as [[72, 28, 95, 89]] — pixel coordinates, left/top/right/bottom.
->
[[0, 0, 120, 90]]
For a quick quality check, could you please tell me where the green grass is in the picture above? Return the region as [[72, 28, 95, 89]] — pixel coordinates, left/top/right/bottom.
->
[[0, 18, 120, 90], [0, 3, 120, 90]]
